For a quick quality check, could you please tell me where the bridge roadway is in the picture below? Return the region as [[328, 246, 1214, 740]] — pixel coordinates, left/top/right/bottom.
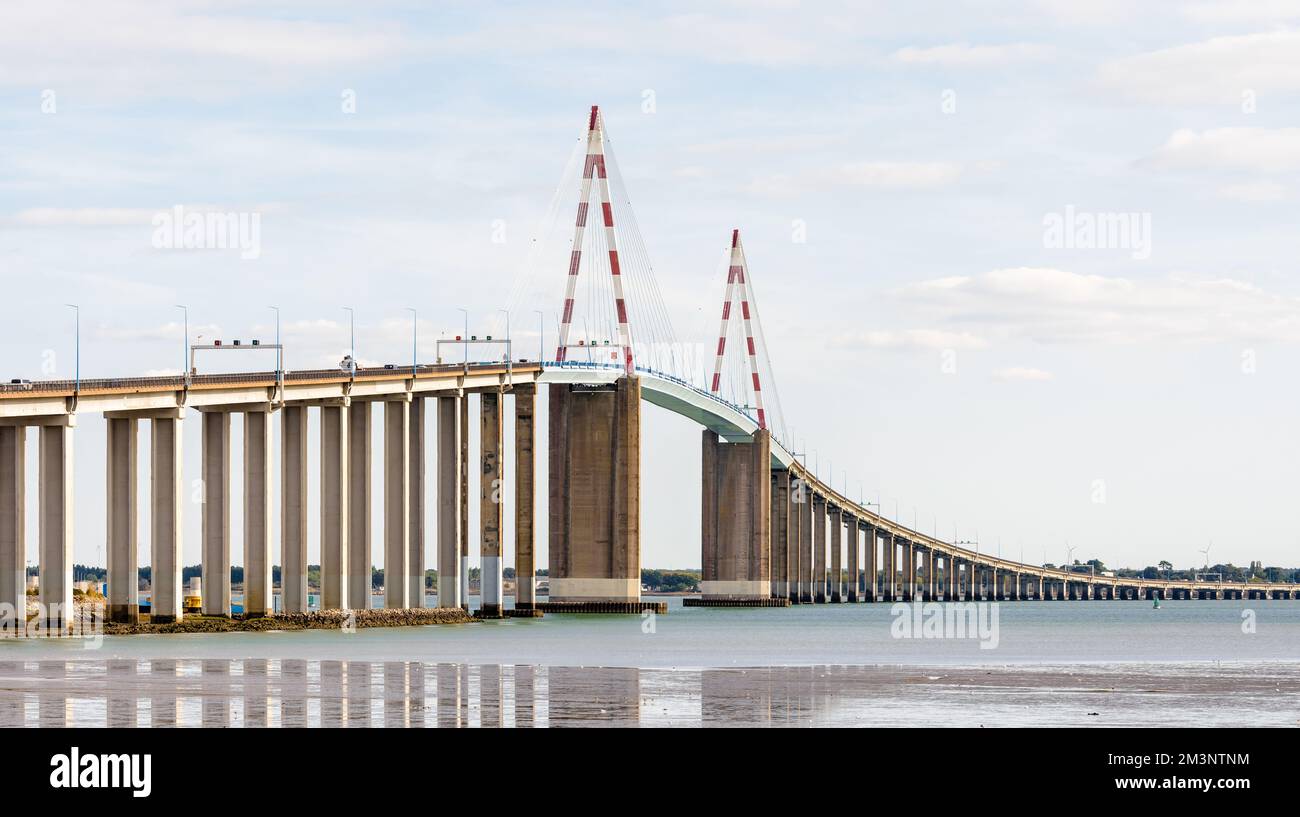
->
[[0, 360, 1294, 630]]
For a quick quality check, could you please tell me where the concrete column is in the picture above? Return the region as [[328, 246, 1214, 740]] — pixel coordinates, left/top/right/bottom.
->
[[280, 405, 309, 614], [812, 496, 826, 603], [514, 384, 537, 609], [799, 482, 814, 602], [923, 548, 935, 602], [548, 378, 641, 605], [829, 507, 842, 602], [384, 400, 410, 609], [200, 412, 230, 617], [347, 402, 372, 611], [459, 395, 469, 610], [881, 532, 894, 602], [480, 392, 504, 616], [845, 515, 858, 602], [863, 526, 876, 602], [770, 470, 790, 600], [700, 429, 771, 601], [105, 417, 139, 623], [242, 411, 272, 618], [0, 427, 24, 631], [408, 396, 425, 608], [436, 396, 462, 609], [150, 419, 182, 623], [790, 477, 805, 602], [320, 404, 349, 611]]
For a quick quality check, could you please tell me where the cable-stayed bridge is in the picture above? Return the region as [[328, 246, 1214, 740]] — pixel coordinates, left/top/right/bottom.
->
[[2, 106, 1295, 630]]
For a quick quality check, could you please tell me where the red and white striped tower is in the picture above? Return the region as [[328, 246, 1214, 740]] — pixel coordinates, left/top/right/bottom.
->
[[554, 105, 635, 375], [709, 229, 766, 429]]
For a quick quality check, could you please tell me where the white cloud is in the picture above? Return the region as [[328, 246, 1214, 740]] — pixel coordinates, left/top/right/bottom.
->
[[749, 161, 968, 195], [892, 43, 1053, 66], [1218, 180, 1288, 201], [894, 267, 1300, 346], [992, 367, 1053, 381], [1097, 30, 1300, 105], [10, 208, 157, 227], [1143, 128, 1300, 174], [1182, 1, 1300, 25], [830, 329, 990, 351]]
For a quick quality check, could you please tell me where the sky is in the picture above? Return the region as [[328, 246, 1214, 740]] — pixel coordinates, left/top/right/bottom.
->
[[2, 0, 1299, 575]]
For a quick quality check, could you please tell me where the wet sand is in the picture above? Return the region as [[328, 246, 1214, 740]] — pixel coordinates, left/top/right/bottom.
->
[[1, 659, 1295, 727]]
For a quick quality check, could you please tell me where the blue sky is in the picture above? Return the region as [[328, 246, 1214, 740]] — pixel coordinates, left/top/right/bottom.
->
[[2, 1, 1300, 574]]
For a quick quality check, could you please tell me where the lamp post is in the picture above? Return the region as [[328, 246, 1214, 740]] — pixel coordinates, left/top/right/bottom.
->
[[268, 306, 281, 389], [64, 304, 79, 394], [342, 307, 356, 376], [498, 309, 511, 362], [174, 304, 188, 384], [404, 308, 418, 379], [533, 309, 544, 362]]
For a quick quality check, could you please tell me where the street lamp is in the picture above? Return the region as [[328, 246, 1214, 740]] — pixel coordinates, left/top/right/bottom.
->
[[533, 309, 544, 362], [404, 307, 418, 379], [268, 306, 281, 388], [64, 304, 79, 393], [174, 304, 188, 384], [342, 307, 356, 376]]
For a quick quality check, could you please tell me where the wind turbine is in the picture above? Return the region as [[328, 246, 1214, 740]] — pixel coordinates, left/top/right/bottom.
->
[[1200, 542, 1213, 570]]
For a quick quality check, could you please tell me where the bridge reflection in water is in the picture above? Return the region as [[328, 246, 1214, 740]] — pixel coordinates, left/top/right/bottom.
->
[[2, 658, 1296, 728]]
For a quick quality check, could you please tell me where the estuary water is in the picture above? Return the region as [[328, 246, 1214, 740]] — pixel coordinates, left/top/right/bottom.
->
[[3, 598, 1298, 726]]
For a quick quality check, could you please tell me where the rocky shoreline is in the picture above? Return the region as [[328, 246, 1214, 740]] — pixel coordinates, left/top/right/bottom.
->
[[101, 607, 475, 635]]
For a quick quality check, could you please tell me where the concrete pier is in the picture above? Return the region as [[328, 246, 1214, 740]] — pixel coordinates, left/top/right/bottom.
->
[[479, 392, 504, 616], [106, 417, 138, 623], [0, 427, 23, 627], [320, 404, 349, 611], [862, 525, 876, 602], [829, 506, 842, 602], [770, 469, 790, 600], [812, 495, 826, 603], [281, 405, 308, 614], [384, 399, 410, 609], [150, 418, 183, 622], [792, 477, 807, 602], [547, 378, 642, 607], [436, 396, 462, 609], [408, 397, 425, 608], [347, 401, 372, 611], [514, 384, 537, 610], [700, 429, 771, 602], [845, 514, 858, 602], [242, 411, 272, 618], [459, 396, 469, 610], [881, 531, 894, 602], [200, 411, 230, 617]]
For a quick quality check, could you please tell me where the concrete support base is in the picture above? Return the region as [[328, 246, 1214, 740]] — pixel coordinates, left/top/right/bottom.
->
[[0, 427, 24, 632], [479, 393, 503, 617], [280, 405, 309, 614], [682, 597, 791, 608], [242, 411, 272, 618], [537, 600, 666, 615], [320, 404, 349, 611], [150, 418, 183, 623], [700, 429, 771, 602], [347, 401, 373, 611], [514, 384, 537, 611], [384, 400, 410, 609], [199, 412, 230, 618], [106, 417, 139, 623], [436, 396, 462, 610], [548, 378, 640, 606]]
